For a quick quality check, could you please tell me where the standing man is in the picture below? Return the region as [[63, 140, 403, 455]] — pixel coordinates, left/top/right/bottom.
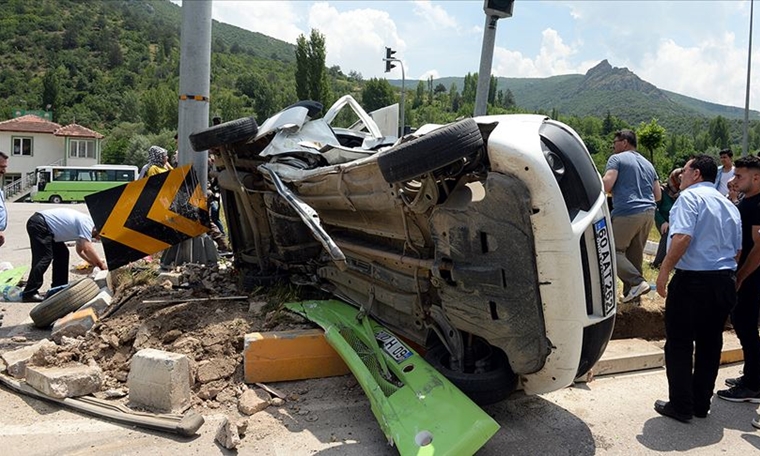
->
[[716, 155, 760, 402], [0, 151, 8, 248], [654, 155, 741, 422], [603, 129, 661, 302], [22, 208, 107, 302], [715, 148, 735, 196]]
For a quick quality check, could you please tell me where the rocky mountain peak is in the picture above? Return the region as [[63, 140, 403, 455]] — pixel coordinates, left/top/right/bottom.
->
[[578, 60, 667, 100]]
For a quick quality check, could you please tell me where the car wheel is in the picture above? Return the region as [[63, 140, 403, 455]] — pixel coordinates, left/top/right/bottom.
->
[[377, 118, 484, 183], [29, 278, 100, 328], [189, 117, 259, 152], [49, 195, 62, 204], [424, 340, 518, 405]]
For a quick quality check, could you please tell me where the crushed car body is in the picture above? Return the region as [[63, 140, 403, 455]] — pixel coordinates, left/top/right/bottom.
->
[[190, 95, 617, 403]]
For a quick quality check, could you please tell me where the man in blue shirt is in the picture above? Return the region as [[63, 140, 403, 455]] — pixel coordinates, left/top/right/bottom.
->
[[22, 208, 107, 302], [654, 155, 741, 422], [0, 151, 8, 248], [603, 130, 661, 303]]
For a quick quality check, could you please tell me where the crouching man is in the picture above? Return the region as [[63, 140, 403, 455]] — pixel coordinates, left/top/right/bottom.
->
[[22, 208, 107, 302]]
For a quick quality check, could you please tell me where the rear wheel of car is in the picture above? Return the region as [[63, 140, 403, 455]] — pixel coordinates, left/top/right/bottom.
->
[[424, 340, 518, 405], [30, 278, 100, 328], [49, 195, 62, 204], [189, 117, 259, 152], [377, 118, 483, 184]]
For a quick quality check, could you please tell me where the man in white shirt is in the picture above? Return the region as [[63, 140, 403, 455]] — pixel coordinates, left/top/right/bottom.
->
[[715, 148, 735, 195]]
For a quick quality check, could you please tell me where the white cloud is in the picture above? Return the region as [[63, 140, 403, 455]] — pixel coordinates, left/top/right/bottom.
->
[[211, 1, 304, 44], [638, 33, 754, 107], [412, 0, 459, 31], [418, 69, 440, 81], [306, 3, 405, 78], [492, 28, 589, 78]]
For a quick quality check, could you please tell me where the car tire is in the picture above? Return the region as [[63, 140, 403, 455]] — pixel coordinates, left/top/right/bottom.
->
[[376, 118, 483, 183], [424, 342, 518, 405], [29, 278, 100, 328], [189, 117, 259, 152]]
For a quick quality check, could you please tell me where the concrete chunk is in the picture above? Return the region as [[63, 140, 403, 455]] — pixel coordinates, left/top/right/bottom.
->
[[77, 289, 113, 316], [1, 339, 56, 379], [156, 272, 182, 287], [51, 308, 98, 344], [91, 269, 112, 290], [128, 348, 191, 413], [215, 416, 241, 450], [238, 388, 270, 415], [25, 364, 103, 398]]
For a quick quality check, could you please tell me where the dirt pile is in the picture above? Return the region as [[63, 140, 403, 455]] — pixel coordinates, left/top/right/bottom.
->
[[27, 260, 317, 411], [611, 293, 666, 340]]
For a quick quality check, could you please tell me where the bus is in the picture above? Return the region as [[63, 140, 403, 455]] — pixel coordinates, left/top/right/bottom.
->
[[30, 164, 139, 203]]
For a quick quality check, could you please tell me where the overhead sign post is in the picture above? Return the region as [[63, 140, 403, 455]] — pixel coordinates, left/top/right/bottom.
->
[[474, 0, 515, 116]]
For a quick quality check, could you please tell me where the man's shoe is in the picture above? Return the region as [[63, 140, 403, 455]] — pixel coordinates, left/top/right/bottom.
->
[[623, 281, 651, 303], [654, 400, 692, 422], [716, 385, 760, 403], [694, 409, 709, 418], [752, 415, 760, 430], [22, 293, 45, 303], [725, 376, 745, 388]]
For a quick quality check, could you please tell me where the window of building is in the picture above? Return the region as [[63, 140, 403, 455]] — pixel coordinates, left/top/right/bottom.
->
[[69, 139, 95, 159], [12, 137, 32, 156]]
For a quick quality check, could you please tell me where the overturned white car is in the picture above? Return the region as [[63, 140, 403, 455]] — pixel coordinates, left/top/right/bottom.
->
[[190, 96, 616, 404]]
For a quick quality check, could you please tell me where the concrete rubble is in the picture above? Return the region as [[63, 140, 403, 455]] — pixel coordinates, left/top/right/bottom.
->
[[128, 348, 192, 413], [1, 339, 57, 379], [237, 387, 270, 415], [25, 363, 104, 398], [215, 416, 243, 450]]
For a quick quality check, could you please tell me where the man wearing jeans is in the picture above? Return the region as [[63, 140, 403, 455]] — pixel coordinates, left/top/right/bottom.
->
[[603, 129, 661, 303], [654, 155, 741, 422]]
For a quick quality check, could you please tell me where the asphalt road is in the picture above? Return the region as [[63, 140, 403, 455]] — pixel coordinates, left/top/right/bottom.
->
[[2, 202, 760, 455]]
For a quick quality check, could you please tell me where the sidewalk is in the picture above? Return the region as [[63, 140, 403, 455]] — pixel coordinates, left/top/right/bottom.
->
[[590, 331, 743, 380]]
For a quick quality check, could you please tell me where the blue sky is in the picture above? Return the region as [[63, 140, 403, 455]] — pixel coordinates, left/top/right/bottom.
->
[[193, 1, 757, 108]]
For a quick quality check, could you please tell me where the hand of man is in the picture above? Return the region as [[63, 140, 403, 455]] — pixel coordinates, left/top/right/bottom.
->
[[656, 269, 669, 298], [660, 222, 669, 235], [0, 232, 5, 247]]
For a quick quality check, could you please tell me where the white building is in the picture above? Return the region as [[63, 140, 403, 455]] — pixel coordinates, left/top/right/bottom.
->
[[0, 115, 104, 200]]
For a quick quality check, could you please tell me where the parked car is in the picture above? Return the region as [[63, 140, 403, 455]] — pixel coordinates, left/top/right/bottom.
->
[[190, 96, 616, 404]]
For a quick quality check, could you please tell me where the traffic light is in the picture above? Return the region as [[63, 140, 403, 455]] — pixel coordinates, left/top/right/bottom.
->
[[483, 0, 514, 18], [385, 47, 397, 73]]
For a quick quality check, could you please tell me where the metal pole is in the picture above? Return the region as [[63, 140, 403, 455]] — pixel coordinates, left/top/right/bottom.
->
[[170, 0, 212, 266], [743, 0, 754, 157], [474, 15, 498, 116], [400, 63, 406, 136], [178, 0, 211, 190]]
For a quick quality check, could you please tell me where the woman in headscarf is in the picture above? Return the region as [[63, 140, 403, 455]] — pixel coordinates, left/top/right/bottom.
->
[[145, 145, 173, 177], [651, 167, 683, 268]]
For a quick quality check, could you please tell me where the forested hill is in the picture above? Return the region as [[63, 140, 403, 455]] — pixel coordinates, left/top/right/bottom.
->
[[426, 60, 760, 134]]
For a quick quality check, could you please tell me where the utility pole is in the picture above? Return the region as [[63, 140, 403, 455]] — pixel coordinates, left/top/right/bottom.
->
[[166, 0, 213, 267], [743, 0, 754, 157], [383, 47, 405, 137], [474, 1, 515, 116]]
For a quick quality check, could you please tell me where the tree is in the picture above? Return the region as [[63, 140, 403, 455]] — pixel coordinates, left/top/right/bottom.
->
[[361, 78, 396, 112], [638, 118, 666, 165], [503, 88, 515, 109], [708, 115, 730, 149], [449, 83, 460, 112], [294, 29, 332, 105], [488, 75, 497, 105], [41, 71, 59, 116], [413, 80, 425, 109]]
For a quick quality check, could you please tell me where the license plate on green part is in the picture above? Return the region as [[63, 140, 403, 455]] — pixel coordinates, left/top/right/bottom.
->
[[375, 330, 413, 363]]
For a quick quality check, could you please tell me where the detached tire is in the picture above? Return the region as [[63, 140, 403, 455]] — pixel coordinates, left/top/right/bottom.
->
[[30, 278, 100, 328], [189, 117, 259, 152], [424, 343, 517, 405], [377, 118, 483, 183]]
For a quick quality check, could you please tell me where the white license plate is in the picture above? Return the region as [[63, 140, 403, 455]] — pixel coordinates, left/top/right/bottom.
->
[[594, 218, 615, 316], [375, 330, 413, 363]]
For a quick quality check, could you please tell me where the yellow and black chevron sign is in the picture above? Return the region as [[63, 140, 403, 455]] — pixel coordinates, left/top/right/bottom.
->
[[85, 164, 209, 270]]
